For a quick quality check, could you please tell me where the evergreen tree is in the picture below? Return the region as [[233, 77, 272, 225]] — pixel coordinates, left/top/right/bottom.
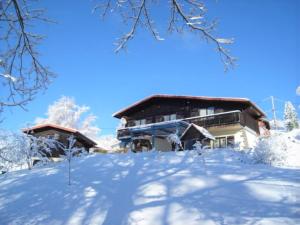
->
[[284, 101, 299, 131]]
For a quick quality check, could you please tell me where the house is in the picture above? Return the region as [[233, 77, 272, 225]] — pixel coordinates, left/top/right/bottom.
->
[[23, 124, 97, 160], [113, 94, 270, 152]]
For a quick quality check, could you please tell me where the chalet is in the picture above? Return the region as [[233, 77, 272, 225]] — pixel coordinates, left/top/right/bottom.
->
[[23, 124, 97, 160], [113, 94, 270, 152]]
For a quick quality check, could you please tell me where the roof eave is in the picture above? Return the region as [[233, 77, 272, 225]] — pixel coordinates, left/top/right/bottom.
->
[[113, 94, 267, 119]]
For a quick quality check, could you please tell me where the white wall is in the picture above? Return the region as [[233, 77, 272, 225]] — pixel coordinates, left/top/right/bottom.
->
[[234, 127, 258, 149], [154, 137, 172, 152], [244, 127, 258, 148]]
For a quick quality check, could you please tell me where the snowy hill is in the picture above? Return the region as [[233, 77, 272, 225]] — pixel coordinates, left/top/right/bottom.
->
[[1, 150, 299, 225]]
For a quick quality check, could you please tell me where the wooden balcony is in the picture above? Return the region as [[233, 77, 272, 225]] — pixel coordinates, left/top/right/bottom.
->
[[184, 111, 241, 127], [117, 110, 259, 139], [184, 110, 259, 133]]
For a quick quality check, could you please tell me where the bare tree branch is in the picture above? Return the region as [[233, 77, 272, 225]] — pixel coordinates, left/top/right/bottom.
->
[[0, 0, 54, 117], [95, 0, 236, 71]]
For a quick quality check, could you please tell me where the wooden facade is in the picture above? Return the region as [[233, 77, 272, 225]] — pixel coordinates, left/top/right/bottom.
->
[[113, 95, 270, 151], [23, 124, 97, 158], [114, 95, 269, 138]]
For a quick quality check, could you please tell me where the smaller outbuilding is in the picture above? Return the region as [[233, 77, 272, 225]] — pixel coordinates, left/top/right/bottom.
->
[[23, 124, 97, 160], [181, 123, 215, 150]]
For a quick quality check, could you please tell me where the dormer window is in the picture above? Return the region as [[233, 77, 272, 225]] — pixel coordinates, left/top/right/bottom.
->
[[163, 114, 177, 121]]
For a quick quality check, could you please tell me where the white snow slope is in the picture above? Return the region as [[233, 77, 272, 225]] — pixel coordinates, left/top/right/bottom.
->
[[0, 150, 299, 225]]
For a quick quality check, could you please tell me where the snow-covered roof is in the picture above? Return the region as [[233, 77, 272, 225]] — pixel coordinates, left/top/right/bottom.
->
[[23, 123, 78, 133], [181, 123, 215, 140], [22, 124, 97, 146], [113, 94, 266, 118]]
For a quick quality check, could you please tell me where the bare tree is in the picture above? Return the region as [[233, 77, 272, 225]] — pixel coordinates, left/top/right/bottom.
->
[[0, 0, 234, 118], [95, 0, 236, 70], [52, 135, 83, 185], [0, 0, 54, 115]]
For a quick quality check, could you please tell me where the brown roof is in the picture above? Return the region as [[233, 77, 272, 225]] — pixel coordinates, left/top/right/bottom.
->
[[113, 94, 266, 118], [22, 124, 97, 146]]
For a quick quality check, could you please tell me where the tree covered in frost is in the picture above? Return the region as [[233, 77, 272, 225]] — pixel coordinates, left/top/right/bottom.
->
[[35, 96, 100, 140], [0, 131, 56, 172], [0, 131, 20, 172], [193, 141, 203, 154], [56, 135, 83, 185], [193, 141, 208, 172], [284, 101, 299, 131], [252, 135, 288, 166]]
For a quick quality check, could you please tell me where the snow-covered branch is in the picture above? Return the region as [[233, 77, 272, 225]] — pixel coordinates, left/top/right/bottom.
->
[[55, 135, 83, 185], [0, 131, 57, 172], [96, 0, 236, 71]]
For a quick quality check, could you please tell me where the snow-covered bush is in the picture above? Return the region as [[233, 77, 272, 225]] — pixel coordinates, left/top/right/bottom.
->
[[0, 131, 21, 172], [252, 135, 288, 166], [0, 131, 56, 172], [193, 141, 203, 154], [167, 133, 183, 151]]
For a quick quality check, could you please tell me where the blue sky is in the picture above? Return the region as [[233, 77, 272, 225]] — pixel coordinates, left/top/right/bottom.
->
[[2, 0, 300, 135]]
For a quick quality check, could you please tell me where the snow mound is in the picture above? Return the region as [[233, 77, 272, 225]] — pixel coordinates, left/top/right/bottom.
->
[[0, 150, 299, 225], [252, 129, 300, 168]]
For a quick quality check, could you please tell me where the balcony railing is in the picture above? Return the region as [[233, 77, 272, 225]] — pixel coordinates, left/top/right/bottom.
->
[[117, 110, 259, 139], [183, 110, 241, 128]]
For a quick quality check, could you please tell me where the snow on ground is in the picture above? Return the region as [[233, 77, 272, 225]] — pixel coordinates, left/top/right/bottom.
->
[[0, 150, 299, 225], [270, 129, 300, 167], [282, 129, 300, 167]]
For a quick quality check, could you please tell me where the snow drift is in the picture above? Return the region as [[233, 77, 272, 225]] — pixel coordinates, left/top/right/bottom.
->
[[0, 149, 299, 225], [251, 129, 300, 167]]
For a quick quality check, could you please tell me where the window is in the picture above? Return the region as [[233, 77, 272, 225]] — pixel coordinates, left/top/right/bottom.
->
[[191, 109, 199, 117], [199, 107, 215, 117], [213, 136, 235, 148], [127, 120, 135, 127], [135, 119, 146, 126], [146, 117, 153, 124], [207, 107, 214, 115], [213, 137, 226, 148], [170, 114, 177, 120], [155, 116, 164, 123], [199, 108, 207, 117], [163, 114, 177, 121], [215, 108, 224, 114], [227, 136, 235, 148]]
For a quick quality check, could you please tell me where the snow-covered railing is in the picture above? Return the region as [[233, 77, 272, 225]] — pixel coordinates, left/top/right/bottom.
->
[[117, 110, 243, 139], [118, 119, 189, 131], [183, 110, 241, 128]]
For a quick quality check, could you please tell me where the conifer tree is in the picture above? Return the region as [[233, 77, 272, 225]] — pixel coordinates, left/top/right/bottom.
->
[[284, 101, 299, 131]]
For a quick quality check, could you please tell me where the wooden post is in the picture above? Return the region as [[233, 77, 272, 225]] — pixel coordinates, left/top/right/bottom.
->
[[151, 126, 156, 150], [176, 123, 180, 151], [129, 130, 133, 152]]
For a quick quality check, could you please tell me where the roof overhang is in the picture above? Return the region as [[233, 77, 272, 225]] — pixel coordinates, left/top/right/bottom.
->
[[22, 124, 97, 146], [113, 94, 267, 119]]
